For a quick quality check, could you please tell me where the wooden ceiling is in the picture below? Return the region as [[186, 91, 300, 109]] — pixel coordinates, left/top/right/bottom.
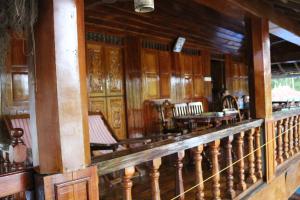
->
[[84, 0, 245, 55], [262, 0, 300, 26]]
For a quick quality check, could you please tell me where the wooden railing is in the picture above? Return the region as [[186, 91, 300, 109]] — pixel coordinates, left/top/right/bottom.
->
[[273, 108, 300, 170], [92, 119, 264, 200]]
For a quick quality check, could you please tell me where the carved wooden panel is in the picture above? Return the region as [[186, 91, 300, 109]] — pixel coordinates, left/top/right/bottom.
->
[[158, 51, 171, 74], [87, 41, 127, 138], [107, 97, 126, 139], [86, 43, 106, 97], [105, 46, 124, 96], [89, 97, 107, 117]]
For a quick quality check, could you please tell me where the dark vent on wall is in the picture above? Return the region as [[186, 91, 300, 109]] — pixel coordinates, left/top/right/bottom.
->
[[142, 40, 170, 51], [86, 32, 124, 45], [182, 48, 201, 56]]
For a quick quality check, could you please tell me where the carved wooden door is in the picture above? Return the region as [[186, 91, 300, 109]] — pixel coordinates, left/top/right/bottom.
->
[[87, 42, 126, 139]]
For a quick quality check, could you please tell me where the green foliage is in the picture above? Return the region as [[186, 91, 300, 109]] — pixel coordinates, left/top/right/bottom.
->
[[272, 77, 300, 91]]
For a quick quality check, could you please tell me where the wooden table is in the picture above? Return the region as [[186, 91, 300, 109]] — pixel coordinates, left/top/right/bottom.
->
[[173, 112, 238, 131]]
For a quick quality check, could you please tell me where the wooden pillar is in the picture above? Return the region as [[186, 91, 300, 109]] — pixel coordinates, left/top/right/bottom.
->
[[246, 16, 273, 182], [31, 0, 98, 199]]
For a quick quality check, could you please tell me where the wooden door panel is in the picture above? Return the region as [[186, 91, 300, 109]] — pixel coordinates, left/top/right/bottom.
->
[[143, 74, 160, 99], [193, 75, 204, 98], [142, 49, 159, 73], [183, 55, 193, 75], [193, 56, 203, 75], [86, 43, 106, 97], [183, 75, 193, 100], [158, 51, 171, 74], [105, 47, 124, 96], [89, 97, 107, 117], [107, 97, 126, 139], [160, 74, 170, 98]]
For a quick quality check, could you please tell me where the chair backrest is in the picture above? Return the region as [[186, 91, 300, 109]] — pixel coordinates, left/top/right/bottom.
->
[[188, 102, 203, 115], [222, 95, 241, 121], [159, 100, 175, 130], [173, 103, 190, 117], [5, 114, 31, 149]]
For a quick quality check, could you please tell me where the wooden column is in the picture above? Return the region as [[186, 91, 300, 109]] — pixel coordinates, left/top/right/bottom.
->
[[246, 16, 273, 182], [33, 0, 90, 174], [31, 0, 98, 199]]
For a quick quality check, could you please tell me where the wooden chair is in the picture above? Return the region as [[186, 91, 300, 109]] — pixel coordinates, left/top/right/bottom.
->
[[188, 102, 203, 115], [4, 112, 155, 185], [158, 100, 187, 135], [222, 95, 242, 122]]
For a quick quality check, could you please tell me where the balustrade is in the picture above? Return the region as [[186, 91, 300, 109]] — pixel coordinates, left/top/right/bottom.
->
[[274, 109, 300, 169], [93, 119, 264, 200]]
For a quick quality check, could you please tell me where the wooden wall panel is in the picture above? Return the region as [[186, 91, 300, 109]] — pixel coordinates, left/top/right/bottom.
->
[[1, 37, 29, 115], [142, 49, 160, 100], [159, 51, 171, 98]]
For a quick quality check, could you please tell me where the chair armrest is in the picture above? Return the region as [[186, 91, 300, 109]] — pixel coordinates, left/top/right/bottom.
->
[[90, 143, 119, 151], [117, 138, 151, 145]]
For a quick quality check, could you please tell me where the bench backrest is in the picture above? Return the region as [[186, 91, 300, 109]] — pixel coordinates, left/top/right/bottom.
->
[[188, 102, 203, 115], [173, 103, 190, 117]]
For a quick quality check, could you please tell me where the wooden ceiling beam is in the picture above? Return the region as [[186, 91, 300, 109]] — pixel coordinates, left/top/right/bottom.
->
[[227, 0, 300, 36]]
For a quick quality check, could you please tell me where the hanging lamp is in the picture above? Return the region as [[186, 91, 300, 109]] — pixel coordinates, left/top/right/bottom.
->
[[134, 0, 154, 13]]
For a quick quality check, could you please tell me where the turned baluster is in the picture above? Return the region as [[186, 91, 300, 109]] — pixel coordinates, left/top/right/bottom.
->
[[225, 136, 235, 199], [298, 116, 300, 149], [254, 127, 263, 179], [247, 129, 257, 184], [289, 117, 295, 156], [294, 116, 299, 153], [193, 145, 205, 200], [4, 152, 11, 173], [0, 152, 4, 174], [276, 120, 284, 164], [210, 140, 221, 200], [175, 151, 185, 200], [122, 166, 135, 200], [150, 158, 162, 200], [236, 132, 247, 191], [283, 118, 289, 160], [274, 121, 277, 166]]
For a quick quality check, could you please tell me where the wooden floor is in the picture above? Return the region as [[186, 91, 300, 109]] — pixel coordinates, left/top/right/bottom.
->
[[99, 153, 259, 200]]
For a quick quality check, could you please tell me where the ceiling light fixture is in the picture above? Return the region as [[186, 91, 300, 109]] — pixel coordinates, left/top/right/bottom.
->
[[134, 0, 154, 13]]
